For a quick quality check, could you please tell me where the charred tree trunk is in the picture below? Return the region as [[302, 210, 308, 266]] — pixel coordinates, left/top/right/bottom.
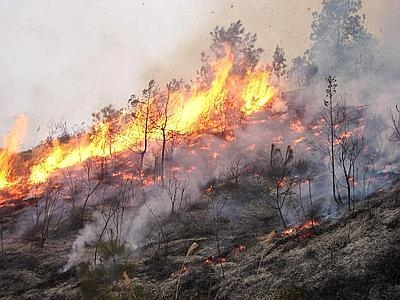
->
[[308, 179, 314, 220]]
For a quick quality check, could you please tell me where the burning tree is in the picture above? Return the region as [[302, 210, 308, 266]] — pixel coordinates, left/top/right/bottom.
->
[[210, 20, 263, 77], [154, 79, 187, 182], [128, 80, 160, 171]]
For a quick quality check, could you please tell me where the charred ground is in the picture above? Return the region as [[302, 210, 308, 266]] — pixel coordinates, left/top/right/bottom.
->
[[0, 177, 399, 299]]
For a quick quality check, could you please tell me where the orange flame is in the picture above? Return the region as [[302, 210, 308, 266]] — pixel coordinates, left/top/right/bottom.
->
[[0, 115, 27, 189], [1, 48, 278, 201]]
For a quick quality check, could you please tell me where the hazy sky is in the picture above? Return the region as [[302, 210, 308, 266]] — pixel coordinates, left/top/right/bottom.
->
[[0, 0, 395, 149]]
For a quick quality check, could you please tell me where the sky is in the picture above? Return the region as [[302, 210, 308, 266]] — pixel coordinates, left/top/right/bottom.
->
[[0, 0, 395, 149]]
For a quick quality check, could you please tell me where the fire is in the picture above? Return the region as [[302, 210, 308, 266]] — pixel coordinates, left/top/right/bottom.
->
[[282, 227, 296, 236], [0, 115, 27, 190], [290, 120, 304, 132], [240, 70, 276, 115], [282, 219, 320, 237], [204, 256, 226, 265], [0, 47, 279, 203]]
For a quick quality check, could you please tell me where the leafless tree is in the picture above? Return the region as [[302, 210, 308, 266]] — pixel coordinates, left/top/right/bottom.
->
[[80, 158, 102, 227], [129, 80, 159, 170], [225, 155, 247, 186], [335, 104, 365, 212], [388, 105, 400, 143], [28, 184, 64, 247], [163, 172, 190, 215], [94, 179, 135, 265], [323, 76, 343, 206], [258, 144, 296, 228], [156, 79, 185, 182], [207, 190, 228, 279]]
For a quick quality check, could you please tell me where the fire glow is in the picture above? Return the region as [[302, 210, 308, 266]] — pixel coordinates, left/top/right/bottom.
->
[[282, 219, 320, 237], [0, 49, 278, 205]]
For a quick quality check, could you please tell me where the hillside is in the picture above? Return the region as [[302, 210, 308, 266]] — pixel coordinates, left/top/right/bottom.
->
[[0, 179, 399, 300]]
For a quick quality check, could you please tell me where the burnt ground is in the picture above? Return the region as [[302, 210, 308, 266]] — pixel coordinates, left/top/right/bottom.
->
[[0, 180, 400, 299]]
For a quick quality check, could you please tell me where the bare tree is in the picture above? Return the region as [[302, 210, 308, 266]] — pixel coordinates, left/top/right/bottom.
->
[[225, 156, 247, 186], [321, 75, 343, 206], [128, 80, 158, 171], [155, 79, 184, 182], [335, 104, 365, 212], [28, 184, 64, 247], [258, 144, 296, 228], [80, 158, 102, 227], [207, 190, 228, 279], [163, 172, 189, 215], [388, 105, 400, 143], [94, 179, 135, 266]]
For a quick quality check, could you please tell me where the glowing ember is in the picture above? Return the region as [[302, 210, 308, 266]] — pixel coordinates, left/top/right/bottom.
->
[[282, 219, 320, 237], [204, 256, 227, 265], [290, 120, 304, 132]]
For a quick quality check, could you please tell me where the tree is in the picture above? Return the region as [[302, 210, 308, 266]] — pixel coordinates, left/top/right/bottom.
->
[[272, 44, 287, 80], [128, 80, 159, 171], [288, 54, 318, 88], [210, 20, 263, 76], [335, 104, 365, 212], [258, 144, 296, 228], [388, 105, 400, 143], [225, 156, 247, 186], [206, 189, 228, 279], [80, 158, 102, 227], [322, 75, 343, 206], [156, 79, 185, 182], [28, 184, 64, 247], [94, 179, 133, 266], [308, 0, 373, 74], [294, 158, 320, 221], [162, 171, 189, 215]]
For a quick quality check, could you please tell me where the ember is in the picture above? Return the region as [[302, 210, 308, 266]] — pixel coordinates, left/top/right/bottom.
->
[[204, 256, 227, 265], [282, 219, 320, 238]]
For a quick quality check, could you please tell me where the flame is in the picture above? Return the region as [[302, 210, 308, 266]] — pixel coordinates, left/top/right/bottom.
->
[[282, 219, 320, 237], [0, 115, 27, 189], [241, 71, 275, 115], [1, 48, 279, 201], [290, 120, 304, 132]]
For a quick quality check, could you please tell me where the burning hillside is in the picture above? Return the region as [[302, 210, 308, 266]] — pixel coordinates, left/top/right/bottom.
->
[[0, 48, 280, 207], [0, 1, 400, 299]]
